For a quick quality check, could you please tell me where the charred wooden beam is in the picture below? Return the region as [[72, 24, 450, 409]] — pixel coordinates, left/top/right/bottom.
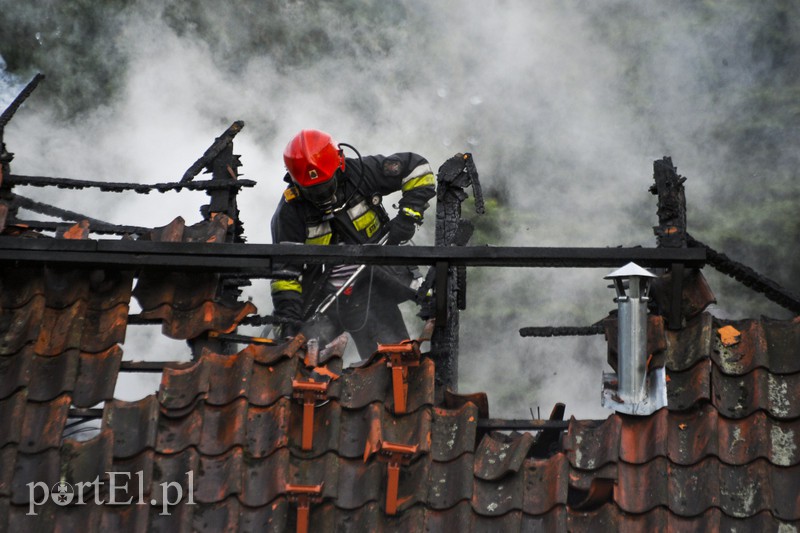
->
[[1, 73, 45, 214], [650, 156, 689, 329], [431, 153, 484, 395], [519, 325, 605, 337], [688, 233, 800, 314], [0, 238, 706, 272], [5, 174, 256, 193]]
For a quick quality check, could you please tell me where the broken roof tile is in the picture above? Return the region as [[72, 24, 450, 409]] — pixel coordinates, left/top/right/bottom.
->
[[242, 335, 305, 366], [443, 389, 490, 419], [183, 213, 232, 243], [158, 359, 209, 411], [59, 220, 90, 240], [104, 396, 159, 459], [144, 216, 187, 242], [568, 464, 617, 494], [60, 430, 114, 489], [139, 300, 257, 340], [564, 416, 620, 471], [474, 431, 534, 481]]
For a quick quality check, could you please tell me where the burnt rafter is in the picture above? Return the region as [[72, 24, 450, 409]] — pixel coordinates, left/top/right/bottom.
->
[[0, 73, 45, 138], [181, 120, 244, 184], [4, 174, 256, 193], [1, 73, 45, 201], [687, 233, 800, 314], [519, 325, 605, 338], [649, 156, 687, 248]]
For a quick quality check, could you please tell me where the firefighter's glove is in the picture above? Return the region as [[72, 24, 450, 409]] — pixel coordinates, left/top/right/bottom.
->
[[387, 208, 421, 245]]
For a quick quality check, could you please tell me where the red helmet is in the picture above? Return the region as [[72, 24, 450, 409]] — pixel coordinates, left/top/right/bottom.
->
[[283, 130, 345, 210], [283, 129, 345, 187]]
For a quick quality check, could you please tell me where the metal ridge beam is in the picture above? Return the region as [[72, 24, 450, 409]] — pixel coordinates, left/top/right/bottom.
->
[[0, 237, 706, 271]]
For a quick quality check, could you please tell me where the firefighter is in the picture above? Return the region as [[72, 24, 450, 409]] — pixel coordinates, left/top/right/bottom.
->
[[270, 129, 436, 358]]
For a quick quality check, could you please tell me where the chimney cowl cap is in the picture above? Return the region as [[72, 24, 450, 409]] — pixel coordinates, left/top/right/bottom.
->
[[604, 262, 657, 280]]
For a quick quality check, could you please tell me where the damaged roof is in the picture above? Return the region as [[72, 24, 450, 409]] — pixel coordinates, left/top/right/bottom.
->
[[1, 216, 800, 532]]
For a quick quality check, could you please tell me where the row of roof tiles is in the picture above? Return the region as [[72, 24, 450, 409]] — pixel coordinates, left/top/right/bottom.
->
[[6, 500, 795, 533], [3, 438, 568, 513]]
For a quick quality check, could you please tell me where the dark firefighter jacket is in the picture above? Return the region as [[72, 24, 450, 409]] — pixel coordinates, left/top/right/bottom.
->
[[270, 152, 436, 328]]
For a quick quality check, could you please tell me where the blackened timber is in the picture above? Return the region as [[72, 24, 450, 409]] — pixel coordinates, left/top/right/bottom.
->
[[430, 153, 484, 394], [688, 233, 800, 314], [0, 73, 44, 132], [477, 419, 573, 431], [120, 361, 192, 372], [0, 237, 706, 271], [5, 174, 256, 193], [181, 120, 244, 183], [519, 325, 605, 337]]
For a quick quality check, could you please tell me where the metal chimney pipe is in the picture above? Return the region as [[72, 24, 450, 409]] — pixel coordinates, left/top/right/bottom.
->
[[605, 263, 656, 405]]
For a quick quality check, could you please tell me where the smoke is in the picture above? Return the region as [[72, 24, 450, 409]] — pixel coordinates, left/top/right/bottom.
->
[[1, 1, 798, 418]]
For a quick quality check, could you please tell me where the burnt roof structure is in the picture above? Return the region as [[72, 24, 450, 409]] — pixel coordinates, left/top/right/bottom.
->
[[1, 76, 799, 531]]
